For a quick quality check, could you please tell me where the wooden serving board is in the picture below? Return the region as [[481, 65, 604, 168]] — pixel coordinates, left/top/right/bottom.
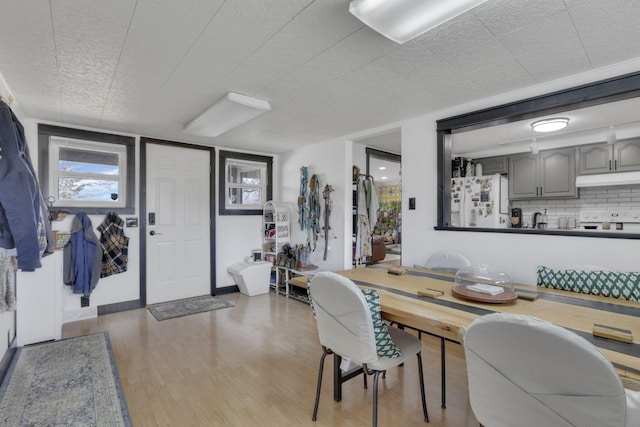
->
[[451, 286, 518, 304]]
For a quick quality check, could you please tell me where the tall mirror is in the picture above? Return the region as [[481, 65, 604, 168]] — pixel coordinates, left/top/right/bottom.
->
[[367, 148, 402, 262]]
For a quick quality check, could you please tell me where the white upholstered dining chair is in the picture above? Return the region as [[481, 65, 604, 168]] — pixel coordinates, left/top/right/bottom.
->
[[421, 250, 471, 272], [463, 312, 640, 427], [308, 271, 429, 427]]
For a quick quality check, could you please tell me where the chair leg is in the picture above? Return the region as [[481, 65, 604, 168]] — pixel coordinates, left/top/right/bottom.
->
[[440, 337, 446, 409], [417, 352, 429, 423], [372, 371, 382, 427], [312, 349, 330, 421]]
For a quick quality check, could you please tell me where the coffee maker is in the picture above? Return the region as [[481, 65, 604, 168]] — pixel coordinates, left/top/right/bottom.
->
[[510, 208, 522, 228]]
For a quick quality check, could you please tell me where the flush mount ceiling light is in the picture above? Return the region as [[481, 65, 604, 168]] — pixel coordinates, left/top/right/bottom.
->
[[183, 92, 271, 137], [349, 0, 489, 44], [531, 117, 569, 133]]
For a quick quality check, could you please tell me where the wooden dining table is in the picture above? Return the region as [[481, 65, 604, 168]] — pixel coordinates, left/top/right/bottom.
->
[[291, 265, 640, 408]]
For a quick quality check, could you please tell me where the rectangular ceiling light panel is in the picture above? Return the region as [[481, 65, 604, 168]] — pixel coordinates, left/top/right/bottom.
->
[[349, 0, 489, 44], [183, 92, 271, 137]]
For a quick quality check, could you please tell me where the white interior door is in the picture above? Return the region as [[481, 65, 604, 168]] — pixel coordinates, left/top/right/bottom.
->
[[146, 144, 211, 304]]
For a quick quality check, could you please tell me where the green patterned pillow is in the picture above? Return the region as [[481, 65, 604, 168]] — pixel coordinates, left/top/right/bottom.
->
[[537, 265, 640, 302], [361, 289, 402, 358], [307, 283, 401, 358], [306, 277, 316, 317]]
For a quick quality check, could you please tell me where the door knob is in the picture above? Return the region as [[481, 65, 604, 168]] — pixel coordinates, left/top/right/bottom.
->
[[149, 230, 162, 236]]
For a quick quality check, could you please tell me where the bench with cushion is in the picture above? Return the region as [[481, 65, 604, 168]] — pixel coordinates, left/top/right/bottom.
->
[[537, 265, 640, 302]]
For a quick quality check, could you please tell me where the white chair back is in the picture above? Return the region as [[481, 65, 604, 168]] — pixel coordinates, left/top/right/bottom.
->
[[309, 271, 377, 364], [424, 251, 471, 272], [464, 313, 627, 427]]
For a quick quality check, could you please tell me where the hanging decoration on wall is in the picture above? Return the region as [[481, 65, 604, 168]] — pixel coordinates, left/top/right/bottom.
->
[[322, 184, 334, 261], [298, 166, 308, 231], [307, 174, 321, 251], [297, 166, 323, 252]]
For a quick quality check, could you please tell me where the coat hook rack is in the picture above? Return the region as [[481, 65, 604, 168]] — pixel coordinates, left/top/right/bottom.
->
[[47, 196, 69, 221]]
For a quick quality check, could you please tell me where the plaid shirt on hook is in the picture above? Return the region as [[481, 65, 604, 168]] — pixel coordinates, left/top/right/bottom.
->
[[97, 212, 129, 278]]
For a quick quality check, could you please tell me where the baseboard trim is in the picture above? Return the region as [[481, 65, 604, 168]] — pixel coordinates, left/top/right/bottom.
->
[[215, 286, 238, 295], [98, 299, 144, 315], [0, 345, 16, 384]]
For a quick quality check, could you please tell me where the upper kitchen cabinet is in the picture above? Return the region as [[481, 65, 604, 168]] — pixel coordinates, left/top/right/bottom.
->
[[509, 147, 577, 200], [508, 152, 538, 199], [579, 138, 640, 174], [477, 155, 508, 175]]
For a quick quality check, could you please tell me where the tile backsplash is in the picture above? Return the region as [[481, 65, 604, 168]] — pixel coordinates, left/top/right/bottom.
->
[[512, 186, 640, 228]]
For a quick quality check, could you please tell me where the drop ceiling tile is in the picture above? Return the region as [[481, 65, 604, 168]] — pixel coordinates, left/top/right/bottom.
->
[[0, 0, 55, 57], [113, 29, 192, 92], [464, 60, 535, 94], [372, 43, 438, 77], [146, 0, 225, 26], [252, 0, 364, 67], [442, 39, 523, 74], [473, 0, 568, 37], [53, 0, 136, 27], [374, 79, 443, 115], [129, 0, 210, 43], [164, 0, 312, 96], [300, 29, 397, 81], [568, 0, 640, 68], [53, 4, 128, 59], [416, 13, 496, 60], [339, 63, 401, 90], [498, 11, 591, 82]]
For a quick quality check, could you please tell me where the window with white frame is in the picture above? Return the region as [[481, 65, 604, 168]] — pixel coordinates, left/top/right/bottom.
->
[[49, 137, 127, 207], [219, 151, 272, 215], [38, 124, 135, 214]]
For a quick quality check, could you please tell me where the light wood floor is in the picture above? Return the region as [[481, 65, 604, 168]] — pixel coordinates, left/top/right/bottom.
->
[[62, 292, 479, 427]]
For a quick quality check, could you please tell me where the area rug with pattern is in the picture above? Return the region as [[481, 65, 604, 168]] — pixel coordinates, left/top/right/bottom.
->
[[0, 332, 131, 426], [148, 295, 233, 321]]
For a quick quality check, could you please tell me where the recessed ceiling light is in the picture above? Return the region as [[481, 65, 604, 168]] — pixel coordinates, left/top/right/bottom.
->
[[378, 166, 386, 170], [381, 176, 387, 180], [531, 117, 569, 133]]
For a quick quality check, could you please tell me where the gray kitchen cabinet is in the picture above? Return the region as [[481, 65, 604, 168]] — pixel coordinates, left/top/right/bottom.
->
[[578, 143, 612, 174], [578, 138, 640, 174], [508, 153, 538, 199], [509, 147, 577, 199], [477, 155, 508, 175], [614, 138, 640, 172]]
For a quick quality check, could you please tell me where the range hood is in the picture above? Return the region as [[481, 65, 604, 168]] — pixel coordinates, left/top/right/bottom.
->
[[576, 171, 640, 187]]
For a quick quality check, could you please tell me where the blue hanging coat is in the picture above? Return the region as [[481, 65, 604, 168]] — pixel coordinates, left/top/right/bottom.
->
[[63, 213, 102, 297], [0, 100, 54, 271]]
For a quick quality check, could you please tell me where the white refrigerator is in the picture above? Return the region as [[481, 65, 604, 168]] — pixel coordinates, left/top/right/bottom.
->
[[451, 174, 509, 228]]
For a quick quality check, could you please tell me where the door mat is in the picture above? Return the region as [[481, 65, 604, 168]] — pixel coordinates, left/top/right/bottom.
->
[[0, 332, 131, 426], [148, 295, 233, 321]]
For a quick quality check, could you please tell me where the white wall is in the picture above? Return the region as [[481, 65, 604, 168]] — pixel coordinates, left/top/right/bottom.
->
[[215, 150, 281, 288], [20, 119, 142, 326], [215, 215, 264, 287], [279, 138, 352, 271]]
